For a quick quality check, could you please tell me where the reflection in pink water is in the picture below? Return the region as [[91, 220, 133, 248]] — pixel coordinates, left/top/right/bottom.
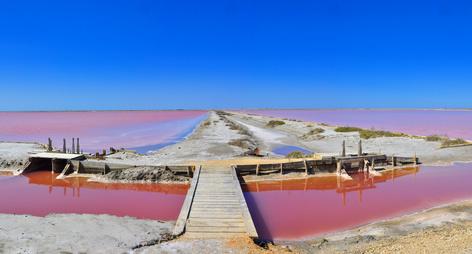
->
[[242, 109, 472, 140], [0, 171, 189, 220], [0, 111, 207, 153], [243, 164, 472, 240]]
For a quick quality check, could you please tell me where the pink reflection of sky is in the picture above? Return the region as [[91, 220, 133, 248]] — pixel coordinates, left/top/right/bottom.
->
[[242, 109, 472, 140], [0, 111, 206, 152], [244, 164, 472, 241]]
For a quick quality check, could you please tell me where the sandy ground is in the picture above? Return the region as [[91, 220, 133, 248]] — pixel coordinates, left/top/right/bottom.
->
[[135, 236, 291, 254], [0, 214, 173, 254]]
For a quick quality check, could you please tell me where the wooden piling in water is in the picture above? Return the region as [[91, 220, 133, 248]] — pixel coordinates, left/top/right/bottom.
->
[[336, 161, 342, 176], [358, 140, 363, 156], [47, 138, 52, 152], [186, 166, 190, 176], [63, 138, 66, 153], [72, 138, 75, 154], [342, 140, 346, 157], [304, 160, 308, 175], [76, 138, 80, 154]]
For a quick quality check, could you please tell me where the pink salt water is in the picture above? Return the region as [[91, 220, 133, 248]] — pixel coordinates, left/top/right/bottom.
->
[[243, 164, 472, 240], [0, 110, 207, 153], [0, 171, 188, 220], [243, 109, 472, 140]]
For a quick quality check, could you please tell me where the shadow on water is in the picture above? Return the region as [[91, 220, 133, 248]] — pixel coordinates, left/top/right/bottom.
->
[[243, 191, 274, 241]]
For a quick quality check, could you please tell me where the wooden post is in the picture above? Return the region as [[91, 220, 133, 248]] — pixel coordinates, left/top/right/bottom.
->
[[392, 156, 396, 166], [304, 160, 308, 175], [72, 138, 75, 154], [76, 138, 80, 154], [358, 140, 362, 156], [63, 138, 66, 153], [413, 153, 417, 166], [256, 164, 260, 175], [47, 138, 52, 152], [371, 159, 375, 171], [280, 163, 283, 175], [336, 161, 342, 176], [342, 140, 346, 157]]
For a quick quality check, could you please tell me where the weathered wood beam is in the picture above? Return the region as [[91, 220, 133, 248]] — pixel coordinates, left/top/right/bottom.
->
[[173, 166, 201, 236]]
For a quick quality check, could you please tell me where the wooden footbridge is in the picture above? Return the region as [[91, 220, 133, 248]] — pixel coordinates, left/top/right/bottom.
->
[[173, 166, 258, 239]]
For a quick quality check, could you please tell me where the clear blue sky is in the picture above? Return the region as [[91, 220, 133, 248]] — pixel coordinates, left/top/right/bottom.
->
[[1, 0, 471, 110]]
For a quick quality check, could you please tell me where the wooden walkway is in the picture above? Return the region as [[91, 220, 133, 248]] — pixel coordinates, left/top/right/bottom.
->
[[173, 166, 258, 239]]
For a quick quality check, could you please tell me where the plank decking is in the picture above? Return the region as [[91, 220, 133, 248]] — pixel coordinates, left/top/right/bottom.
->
[[174, 165, 258, 239]]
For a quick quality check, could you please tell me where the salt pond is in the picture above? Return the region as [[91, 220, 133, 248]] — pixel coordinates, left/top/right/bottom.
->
[[243, 163, 472, 240], [0, 171, 188, 221], [0, 110, 207, 153]]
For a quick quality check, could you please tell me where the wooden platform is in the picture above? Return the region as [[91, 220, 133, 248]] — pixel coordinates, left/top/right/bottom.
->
[[173, 166, 258, 239], [29, 152, 86, 160]]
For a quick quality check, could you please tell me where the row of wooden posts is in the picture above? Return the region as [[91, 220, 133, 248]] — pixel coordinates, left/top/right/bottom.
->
[[246, 140, 418, 177], [342, 140, 363, 157], [47, 137, 82, 154]]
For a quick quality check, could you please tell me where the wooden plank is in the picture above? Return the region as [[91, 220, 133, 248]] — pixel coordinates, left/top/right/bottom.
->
[[172, 165, 201, 236], [194, 194, 238, 197], [191, 202, 240, 206], [192, 200, 241, 204], [193, 199, 240, 202], [231, 166, 259, 239], [191, 208, 241, 213], [191, 205, 241, 209], [184, 232, 247, 238], [187, 217, 243, 222], [195, 196, 238, 198], [184, 166, 258, 239], [186, 226, 246, 233], [190, 210, 242, 215], [187, 220, 245, 227], [189, 214, 243, 219]]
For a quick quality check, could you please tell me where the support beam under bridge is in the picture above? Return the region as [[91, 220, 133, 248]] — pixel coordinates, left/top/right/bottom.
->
[[17, 152, 86, 175]]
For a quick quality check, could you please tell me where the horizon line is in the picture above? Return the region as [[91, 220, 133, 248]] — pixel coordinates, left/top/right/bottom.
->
[[1, 107, 472, 113]]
